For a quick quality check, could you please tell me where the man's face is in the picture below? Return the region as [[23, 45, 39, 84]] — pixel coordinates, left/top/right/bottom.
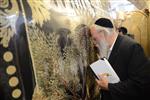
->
[[90, 26, 105, 46], [90, 26, 109, 58], [119, 31, 123, 35]]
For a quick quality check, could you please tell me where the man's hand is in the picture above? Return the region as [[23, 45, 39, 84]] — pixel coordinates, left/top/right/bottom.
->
[[96, 73, 109, 91]]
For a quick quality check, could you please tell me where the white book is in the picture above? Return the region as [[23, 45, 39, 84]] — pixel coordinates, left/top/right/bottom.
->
[[90, 58, 120, 83]]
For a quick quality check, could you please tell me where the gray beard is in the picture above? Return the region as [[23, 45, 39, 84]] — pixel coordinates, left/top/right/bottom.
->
[[97, 39, 109, 58]]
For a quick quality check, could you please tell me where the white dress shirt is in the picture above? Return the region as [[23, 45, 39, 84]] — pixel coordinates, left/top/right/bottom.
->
[[107, 36, 117, 59]]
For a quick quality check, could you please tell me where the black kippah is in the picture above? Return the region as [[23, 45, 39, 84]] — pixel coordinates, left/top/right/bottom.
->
[[95, 18, 113, 28]]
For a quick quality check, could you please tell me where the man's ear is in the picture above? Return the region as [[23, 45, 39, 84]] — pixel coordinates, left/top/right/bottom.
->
[[90, 26, 95, 33]]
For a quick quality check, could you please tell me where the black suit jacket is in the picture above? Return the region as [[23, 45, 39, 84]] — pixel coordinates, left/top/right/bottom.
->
[[101, 35, 150, 100]]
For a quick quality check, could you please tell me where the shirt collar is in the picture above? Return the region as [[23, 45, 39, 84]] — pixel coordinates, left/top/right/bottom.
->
[[109, 34, 118, 51]]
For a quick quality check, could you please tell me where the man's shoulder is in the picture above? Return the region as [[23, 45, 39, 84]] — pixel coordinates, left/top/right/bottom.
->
[[121, 35, 136, 46], [118, 35, 141, 53]]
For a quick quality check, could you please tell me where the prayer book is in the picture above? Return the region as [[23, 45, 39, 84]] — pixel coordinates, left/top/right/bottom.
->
[[90, 58, 120, 83]]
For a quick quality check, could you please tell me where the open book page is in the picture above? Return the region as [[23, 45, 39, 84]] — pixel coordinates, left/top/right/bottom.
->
[[90, 58, 120, 83]]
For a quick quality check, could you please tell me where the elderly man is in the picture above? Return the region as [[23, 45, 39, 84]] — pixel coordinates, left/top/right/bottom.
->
[[90, 18, 150, 100]]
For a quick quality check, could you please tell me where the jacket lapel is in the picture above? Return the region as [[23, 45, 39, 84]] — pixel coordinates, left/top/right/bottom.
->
[[108, 35, 123, 65]]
